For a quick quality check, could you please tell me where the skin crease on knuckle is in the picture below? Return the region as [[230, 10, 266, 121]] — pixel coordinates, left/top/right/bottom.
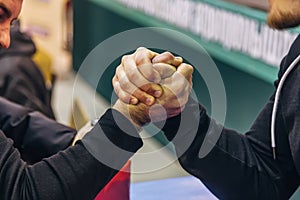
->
[[112, 76, 119, 93], [116, 69, 136, 96], [135, 48, 154, 66], [113, 74, 132, 103], [131, 89, 150, 102], [119, 77, 134, 93], [113, 77, 131, 103], [128, 70, 156, 99], [152, 52, 176, 64], [152, 63, 176, 79], [155, 52, 175, 64], [165, 75, 187, 96], [135, 52, 149, 67], [121, 54, 131, 64], [123, 54, 139, 75], [117, 65, 139, 94], [126, 68, 141, 85], [118, 90, 130, 103], [138, 64, 160, 83]]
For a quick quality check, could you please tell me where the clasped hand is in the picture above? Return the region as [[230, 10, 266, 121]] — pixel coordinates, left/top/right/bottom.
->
[[113, 47, 193, 127]]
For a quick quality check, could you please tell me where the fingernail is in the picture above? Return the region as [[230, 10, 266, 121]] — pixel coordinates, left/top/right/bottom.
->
[[154, 90, 162, 97], [152, 57, 158, 63], [146, 97, 154, 105], [130, 98, 138, 104]]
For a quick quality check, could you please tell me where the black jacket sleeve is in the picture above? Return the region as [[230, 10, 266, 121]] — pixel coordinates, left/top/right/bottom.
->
[[0, 108, 142, 200], [158, 36, 300, 199], [0, 56, 55, 119], [0, 97, 76, 164], [159, 97, 299, 199]]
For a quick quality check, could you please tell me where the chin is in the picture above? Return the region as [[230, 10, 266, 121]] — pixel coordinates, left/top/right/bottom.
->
[[267, 1, 300, 29]]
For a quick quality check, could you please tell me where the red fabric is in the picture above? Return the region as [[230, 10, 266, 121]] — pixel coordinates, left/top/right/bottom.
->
[[95, 161, 131, 200]]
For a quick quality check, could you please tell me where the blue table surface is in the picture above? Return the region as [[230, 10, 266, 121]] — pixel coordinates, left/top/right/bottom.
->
[[130, 175, 218, 200]]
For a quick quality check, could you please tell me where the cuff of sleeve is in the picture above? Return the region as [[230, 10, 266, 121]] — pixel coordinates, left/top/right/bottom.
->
[[81, 109, 143, 169], [155, 97, 208, 141], [155, 97, 211, 157]]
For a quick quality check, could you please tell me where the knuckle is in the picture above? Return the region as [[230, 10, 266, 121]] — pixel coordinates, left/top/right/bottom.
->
[[170, 81, 186, 95], [127, 69, 139, 81], [121, 81, 131, 92], [113, 82, 120, 94], [113, 81, 131, 103], [144, 71, 156, 82], [118, 76, 131, 92], [136, 54, 150, 66], [136, 49, 153, 66], [143, 66, 161, 82], [172, 86, 182, 96], [184, 63, 194, 73], [140, 83, 153, 93], [132, 89, 142, 98], [136, 47, 146, 52], [132, 90, 147, 103], [117, 70, 126, 81], [121, 55, 128, 63], [119, 92, 130, 103], [112, 75, 118, 86], [163, 51, 174, 60], [115, 65, 122, 75]]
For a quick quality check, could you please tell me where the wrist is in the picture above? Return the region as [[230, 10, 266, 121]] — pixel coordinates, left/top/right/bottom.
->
[[112, 100, 143, 130]]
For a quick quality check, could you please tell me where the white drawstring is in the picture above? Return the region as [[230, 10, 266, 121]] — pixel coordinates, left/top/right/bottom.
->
[[271, 54, 300, 160]]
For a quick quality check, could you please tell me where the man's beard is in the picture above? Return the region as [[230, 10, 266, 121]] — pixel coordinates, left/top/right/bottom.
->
[[267, 2, 300, 29]]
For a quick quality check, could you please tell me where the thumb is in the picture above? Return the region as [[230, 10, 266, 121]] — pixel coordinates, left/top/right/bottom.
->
[[176, 63, 194, 84], [152, 52, 183, 67], [153, 63, 176, 79]]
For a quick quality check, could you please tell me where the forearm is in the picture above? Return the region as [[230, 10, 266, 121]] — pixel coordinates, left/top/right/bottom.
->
[[0, 109, 142, 200], [178, 122, 280, 199], [0, 139, 110, 200], [28, 143, 121, 200]]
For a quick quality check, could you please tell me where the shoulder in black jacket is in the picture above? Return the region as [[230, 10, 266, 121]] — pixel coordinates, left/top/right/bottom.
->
[[0, 20, 55, 119]]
